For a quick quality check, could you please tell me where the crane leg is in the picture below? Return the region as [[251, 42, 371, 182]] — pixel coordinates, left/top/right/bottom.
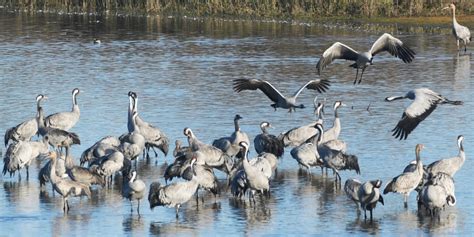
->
[[370, 210, 373, 222], [26, 166, 29, 180], [353, 68, 359, 84], [130, 200, 133, 213], [403, 194, 408, 208], [137, 200, 140, 215], [358, 67, 366, 84], [175, 205, 180, 219]]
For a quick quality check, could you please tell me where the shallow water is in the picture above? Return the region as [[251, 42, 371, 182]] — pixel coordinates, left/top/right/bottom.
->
[[0, 12, 473, 236]]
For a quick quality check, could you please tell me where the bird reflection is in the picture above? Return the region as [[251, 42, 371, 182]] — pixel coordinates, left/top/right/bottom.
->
[[453, 53, 470, 84], [417, 208, 458, 231], [122, 214, 144, 233], [346, 215, 381, 234]]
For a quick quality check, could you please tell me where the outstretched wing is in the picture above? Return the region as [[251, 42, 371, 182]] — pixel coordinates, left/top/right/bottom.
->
[[292, 79, 331, 98], [391, 90, 440, 140], [233, 79, 286, 103], [370, 33, 415, 63], [316, 42, 359, 75]]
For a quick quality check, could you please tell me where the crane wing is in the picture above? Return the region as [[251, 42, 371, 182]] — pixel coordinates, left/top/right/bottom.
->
[[233, 79, 285, 103], [391, 90, 440, 140], [316, 42, 359, 75], [370, 33, 416, 63], [292, 79, 330, 97]]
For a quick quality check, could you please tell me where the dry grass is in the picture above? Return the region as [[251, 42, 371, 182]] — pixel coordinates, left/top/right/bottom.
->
[[0, 0, 473, 22]]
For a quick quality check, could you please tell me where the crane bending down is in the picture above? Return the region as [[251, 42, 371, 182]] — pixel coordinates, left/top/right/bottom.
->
[[385, 88, 463, 140], [443, 3, 471, 52], [316, 33, 415, 84], [233, 79, 330, 112], [148, 155, 200, 218]]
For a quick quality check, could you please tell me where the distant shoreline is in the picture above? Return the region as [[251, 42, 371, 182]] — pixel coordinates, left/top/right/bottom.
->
[[1, 6, 473, 35]]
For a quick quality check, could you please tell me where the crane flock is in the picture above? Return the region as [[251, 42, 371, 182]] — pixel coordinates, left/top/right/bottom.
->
[[1, 3, 469, 224]]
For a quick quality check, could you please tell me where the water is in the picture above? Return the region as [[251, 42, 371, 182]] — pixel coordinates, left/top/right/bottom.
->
[[0, 11, 473, 236]]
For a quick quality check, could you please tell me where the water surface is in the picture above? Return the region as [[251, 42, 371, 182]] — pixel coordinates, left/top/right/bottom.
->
[[0, 11, 473, 236]]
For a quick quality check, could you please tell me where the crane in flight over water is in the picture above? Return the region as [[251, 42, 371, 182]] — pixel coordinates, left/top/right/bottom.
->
[[233, 78, 330, 112], [385, 88, 463, 140], [443, 3, 471, 52], [316, 33, 416, 84]]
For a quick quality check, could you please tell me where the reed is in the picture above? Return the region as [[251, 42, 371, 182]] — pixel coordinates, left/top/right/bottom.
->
[[1, 0, 473, 18]]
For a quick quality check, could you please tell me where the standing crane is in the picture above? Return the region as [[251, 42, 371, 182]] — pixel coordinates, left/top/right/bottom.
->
[[443, 3, 471, 52], [384, 144, 425, 208], [123, 170, 146, 215], [46, 151, 91, 213], [44, 88, 80, 131], [426, 135, 465, 177], [4, 94, 45, 147]]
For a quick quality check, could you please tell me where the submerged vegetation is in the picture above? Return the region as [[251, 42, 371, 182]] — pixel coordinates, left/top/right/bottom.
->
[[1, 0, 473, 20]]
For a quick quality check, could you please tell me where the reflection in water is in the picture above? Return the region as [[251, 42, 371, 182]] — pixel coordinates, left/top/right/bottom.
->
[[0, 11, 473, 236], [346, 216, 381, 235], [122, 214, 145, 233], [453, 53, 471, 88]]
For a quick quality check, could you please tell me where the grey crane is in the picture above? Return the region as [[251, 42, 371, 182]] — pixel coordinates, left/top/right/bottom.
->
[[426, 135, 465, 177], [182, 152, 219, 202], [212, 114, 250, 158], [4, 94, 45, 147], [148, 157, 200, 218], [80, 136, 120, 166], [279, 101, 325, 147], [183, 127, 207, 151], [3, 136, 49, 179], [316, 33, 415, 84], [44, 88, 80, 131], [386, 88, 463, 140], [240, 141, 270, 203], [123, 170, 146, 215], [128, 91, 169, 159], [120, 111, 146, 161], [39, 151, 68, 191], [424, 172, 456, 206], [344, 178, 362, 212], [320, 101, 345, 143], [63, 147, 104, 187], [229, 152, 275, 200], [164, 152, 194, 184], [317, 123, 360, 182], [173, 139, 190, 158], [46, 151, 91, 213], [254, 122, 284, 158], [97, 150, 125, 186], [443, 3, 471, 52], [35, 97, 81, 153], [290, 123, 325, 174], [184, 127, 233, 174], [384, 144, 424, 208], [358, 180, 384, 222], [45, 129, 81, 152], [419, 172, 456, 218], [233, 78, 330, 112]]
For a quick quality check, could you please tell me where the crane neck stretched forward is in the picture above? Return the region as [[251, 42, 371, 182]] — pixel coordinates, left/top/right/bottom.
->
[[385, 95, 406, 101]]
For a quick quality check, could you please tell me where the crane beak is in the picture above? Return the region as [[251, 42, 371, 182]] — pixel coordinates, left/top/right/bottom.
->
[[442, 7, 449, 10]]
